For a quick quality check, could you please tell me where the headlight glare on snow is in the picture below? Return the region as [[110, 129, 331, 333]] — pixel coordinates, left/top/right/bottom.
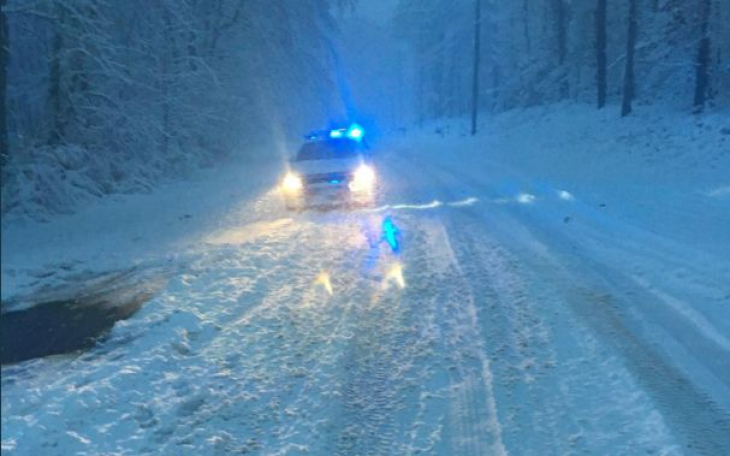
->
[[349, 165, 376, 193], [282, 173, 303, 193]]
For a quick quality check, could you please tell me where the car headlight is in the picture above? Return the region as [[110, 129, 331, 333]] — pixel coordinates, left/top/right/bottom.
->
[[349, 165, 376, 192], [282, 173, 303, 192]]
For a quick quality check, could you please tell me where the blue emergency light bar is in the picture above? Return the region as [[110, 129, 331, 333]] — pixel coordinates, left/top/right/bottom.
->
[[346, 124, 364, 141], [305, 123, 365, 142]]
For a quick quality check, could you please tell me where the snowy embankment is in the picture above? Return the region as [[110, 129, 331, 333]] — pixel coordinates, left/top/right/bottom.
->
[[0, 151, 283, 304], [1, 103, 729, 455], [0, 143, 216, 222]]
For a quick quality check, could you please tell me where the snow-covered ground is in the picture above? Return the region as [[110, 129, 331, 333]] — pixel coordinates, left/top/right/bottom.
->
[[2, 104, 729, 455]]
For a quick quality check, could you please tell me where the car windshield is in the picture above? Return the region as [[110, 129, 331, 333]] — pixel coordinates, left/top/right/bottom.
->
[[295, 139, 362, 161]]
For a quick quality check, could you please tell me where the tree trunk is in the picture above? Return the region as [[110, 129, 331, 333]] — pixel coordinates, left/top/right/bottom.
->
[[693, 0, 711, 112], [523, 0, 531, 54], [489, 0, 500, 110], [471, 0, 481, 136], [596, 0, 607, 108], [49, 2, 64, 145], [556, 0, 566, 65], [0, 0, 8, 161], [556, 0, 569, 98], [621, 0, 637, 116], [161, 5, 172, 155]]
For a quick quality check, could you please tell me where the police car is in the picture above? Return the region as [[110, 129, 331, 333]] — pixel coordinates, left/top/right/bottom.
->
[[280, 124, 377, 210]]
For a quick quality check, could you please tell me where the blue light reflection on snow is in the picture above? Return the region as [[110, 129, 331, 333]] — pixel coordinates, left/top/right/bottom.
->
[[382, 216, 400, 252]]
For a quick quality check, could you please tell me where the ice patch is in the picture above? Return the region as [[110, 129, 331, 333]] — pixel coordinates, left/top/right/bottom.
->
[[557, 190, 575, 201], [370, 197, 479, 213], [517, 193, 536, 204], [370, 200, 443, 212], [448, 197, 479, 207]]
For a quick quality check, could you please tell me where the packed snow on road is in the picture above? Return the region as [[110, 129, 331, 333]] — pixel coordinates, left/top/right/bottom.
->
[[2, 1, 729, 455]]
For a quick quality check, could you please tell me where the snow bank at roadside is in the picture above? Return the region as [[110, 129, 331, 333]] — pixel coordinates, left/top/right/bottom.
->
[[408, 103, 730, 255], [488, 103, 729, 185], [0, 150, 284, 302], [418, 103, 729, 186], [0, 143, 217, 222]]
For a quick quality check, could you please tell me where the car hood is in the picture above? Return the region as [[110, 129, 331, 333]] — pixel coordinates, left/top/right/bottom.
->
[[290, 157, 365, 176]]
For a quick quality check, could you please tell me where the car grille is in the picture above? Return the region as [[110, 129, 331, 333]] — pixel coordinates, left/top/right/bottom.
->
[[305, 172, 351, 185]]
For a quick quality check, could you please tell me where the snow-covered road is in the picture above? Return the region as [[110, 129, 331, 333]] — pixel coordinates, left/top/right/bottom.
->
[[2, 107, 729, 455]]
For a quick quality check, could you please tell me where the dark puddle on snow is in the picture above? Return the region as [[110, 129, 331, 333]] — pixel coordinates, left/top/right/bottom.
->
[[1, 268, 168, 365]]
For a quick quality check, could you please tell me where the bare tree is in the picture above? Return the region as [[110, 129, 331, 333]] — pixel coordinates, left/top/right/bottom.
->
[[522, 0, 531, 55], [596, 0, 607, 108], [48, 1, 64, 145], [160, 3, 172, 156], [0, 0, 7, 161], [556, 0, 566, 65], [555, 0, 568, 97], [693, 0, 711, 112], [471, 0, 481, 135], [621, 0, 637, 116]]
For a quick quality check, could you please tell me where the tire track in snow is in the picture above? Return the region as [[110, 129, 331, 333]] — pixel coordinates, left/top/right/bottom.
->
[[388, 147, 571, 454], [387, 146, 692, 454], [384, 148, 552, 455], [332, 289, 401, 456], [440, 217, 569, 455], [412, 223, 508, 456], [486, 193, 730, 454], [327, 223, 442, 456]]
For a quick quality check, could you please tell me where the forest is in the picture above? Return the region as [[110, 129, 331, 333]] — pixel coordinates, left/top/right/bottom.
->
[[369, 0, 729, 126], [0, 0, 727, 217]]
